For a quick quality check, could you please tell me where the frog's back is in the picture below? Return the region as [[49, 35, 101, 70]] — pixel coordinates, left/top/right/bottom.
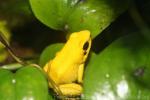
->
[[46, 30, 91, 85], [49, 56, 79, 84]]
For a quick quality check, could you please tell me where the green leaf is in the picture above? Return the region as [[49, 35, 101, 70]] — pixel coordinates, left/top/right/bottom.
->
[[0, 65, 53, 100], [83, 34, 150, 99], [0, 69, 15, 99], [39, 43, 64, 67], [1, 63, 23, 70], [15, 66, 50, 100], [29, 0, 131, 38]]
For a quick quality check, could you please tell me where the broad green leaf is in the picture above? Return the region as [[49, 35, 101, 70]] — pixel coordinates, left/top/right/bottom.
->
[[29, 0, 131, 38], [83, 34, 150, 99], [39, 43, 64, 67], [0, 65, 53, 100]]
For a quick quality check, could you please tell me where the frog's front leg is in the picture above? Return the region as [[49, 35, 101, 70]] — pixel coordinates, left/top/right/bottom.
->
[[59, 83, 82, 95], [78, 63, 84, 83]]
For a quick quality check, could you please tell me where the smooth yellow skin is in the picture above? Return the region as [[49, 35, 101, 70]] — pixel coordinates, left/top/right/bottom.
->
[[44, 30, 91, 96]]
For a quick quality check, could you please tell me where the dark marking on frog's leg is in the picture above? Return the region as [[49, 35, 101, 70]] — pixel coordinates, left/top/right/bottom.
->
[[133, 66, 145, 77]]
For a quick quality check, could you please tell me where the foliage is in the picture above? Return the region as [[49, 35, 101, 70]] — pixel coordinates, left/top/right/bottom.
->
[[0, 0, 150, 100], [84, 33, 150, 99], [0, 21, 11, 62], [0, 64, 52, 100], [29, 0, 131, 38]]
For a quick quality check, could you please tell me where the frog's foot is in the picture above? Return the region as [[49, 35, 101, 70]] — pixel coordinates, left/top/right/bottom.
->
[[59, 83, 82, 96]]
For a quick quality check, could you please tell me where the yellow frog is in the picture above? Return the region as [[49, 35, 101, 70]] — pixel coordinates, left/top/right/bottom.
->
[[43, 30, 91, 96]]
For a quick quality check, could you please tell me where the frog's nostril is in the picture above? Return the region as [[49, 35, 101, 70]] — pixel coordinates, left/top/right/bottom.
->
[[84, 51, 87, 55]]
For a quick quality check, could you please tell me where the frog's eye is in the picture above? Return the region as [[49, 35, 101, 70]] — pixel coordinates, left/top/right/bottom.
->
[[83, 41, 89, 50]]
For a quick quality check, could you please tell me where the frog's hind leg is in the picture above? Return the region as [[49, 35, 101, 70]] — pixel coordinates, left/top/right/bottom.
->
[[59, 83, 82, 96], [43, 61, 52, 72], [43, 61, 53, 87], [58, 64, 84, 96]]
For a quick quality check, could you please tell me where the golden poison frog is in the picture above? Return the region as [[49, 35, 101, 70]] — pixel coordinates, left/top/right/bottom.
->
[[43, 30, 91, 96]]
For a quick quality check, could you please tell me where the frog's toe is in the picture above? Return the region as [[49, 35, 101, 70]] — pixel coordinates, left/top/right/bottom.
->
[[59, 83, 82, 96]]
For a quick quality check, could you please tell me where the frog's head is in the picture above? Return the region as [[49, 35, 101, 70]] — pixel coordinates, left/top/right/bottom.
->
[[69, 30, 92, 62]]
